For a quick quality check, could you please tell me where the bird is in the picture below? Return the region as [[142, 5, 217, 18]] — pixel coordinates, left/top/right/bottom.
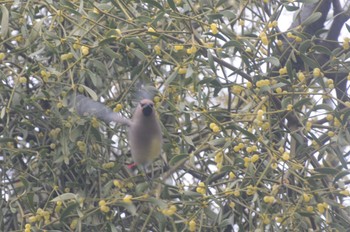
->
[[73, 94, 163, 172]]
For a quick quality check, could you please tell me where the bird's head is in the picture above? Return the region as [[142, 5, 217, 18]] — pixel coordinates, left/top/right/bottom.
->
[[140, 99, 154, 117]]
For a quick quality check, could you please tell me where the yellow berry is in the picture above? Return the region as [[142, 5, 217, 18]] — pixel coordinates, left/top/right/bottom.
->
[[263, 196, 274, 203], [100, 205, 110, 213], [209, 123, 216, 129], [81, 45, 89, 56], [245, 47, 252, 53], [275, 87, 282, 93], [0, 52, 5, 60], [114, 103, 123, 112], [212, 125, 220, 133], [259, 31, 269, 45], [154, 45, 161, 55], [287, 32, 295, 38], [246, 185, 257, 195], [210, 23, 218, 34], [246, 81, 252, 89], [327, 131, 335, 137], [326, 114, 333, 121], [282, 152, 290, 161], [189, 219, 196, 231], [113, 179, 123, 188], [279, 67, 287, 75], [303, 193, 312, 202], [60, 52, 74, 61], [174, 45, 184, 51], [317, 202, 328, 213], [251, 154, 259, 163], [343, 37, 349, 50], [261, 36, 269, 45], [196, 182, 206, 195], [271, 162, 278, 169], [297, 71, 305, 82], [147, 27, 156, 33], [295, 36, 302, 42], [123, 195, 133, 204], [313, 68, 322, 77], [178, 67, 187, 74], [214, 151, 223, 164], [28, 216, 37, 223], [261, 214, 270, 224], [186, 46, 197, 54], [19, 76, 27, 83]]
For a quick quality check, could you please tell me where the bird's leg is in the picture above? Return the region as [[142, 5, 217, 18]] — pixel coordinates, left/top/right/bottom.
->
[[142, 165, 153, 187]]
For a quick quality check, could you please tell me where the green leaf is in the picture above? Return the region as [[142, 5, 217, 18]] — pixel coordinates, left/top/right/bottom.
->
[[284, 5, 299, 11], [264, 56, 280, 67], [143, 0, 164, 10], [302, 12, 322, 26], [314, 167, 338, 175], [60, 203, 79, 221], [51, 193, 78, 202], [167, 0, 177, 11], [102, 46, 122, 59], [222, 40, 243, 49], [299, 40, 312, 54], [293, 98, 312, 109], [131, 49, 147, 61], [185, 64, 194, 78], [26, 19, 44, 46], [333, 170, 350, 183], [164, 70, 178, 86], [312, 45, 332, 56], [230, 125, 257, 141], [99, 37, 119, 46], [207, 51, 216, 73], [281, 96, 293, 109], [312, 104, 334, 112], [119, 202, 137, 216], [124, 37, 149, 52], [81, 85, 98, 100], [208, 13, 224, 20], [207, 138, 227, 146], [341, 108, 350, 124], [183, 135, 194, 147], [0, 137, 16, 143], [169, 154, 188, 165], [107, 222, 119, 232], [300, 54, 319, 69], [1, 5, 9, 39]]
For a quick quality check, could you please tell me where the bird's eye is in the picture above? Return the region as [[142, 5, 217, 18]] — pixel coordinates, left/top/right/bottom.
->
[[141, 102, 153, 108]]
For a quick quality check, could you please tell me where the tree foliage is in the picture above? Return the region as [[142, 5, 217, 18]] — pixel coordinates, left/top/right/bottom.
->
[[1, 0, 350, 231]]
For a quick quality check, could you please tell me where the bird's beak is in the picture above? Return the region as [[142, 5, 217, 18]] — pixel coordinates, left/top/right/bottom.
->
[[142, 103, 153, 116]]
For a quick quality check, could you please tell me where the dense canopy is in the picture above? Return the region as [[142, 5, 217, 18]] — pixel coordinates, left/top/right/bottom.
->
[[1, 0, 350, 231]]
